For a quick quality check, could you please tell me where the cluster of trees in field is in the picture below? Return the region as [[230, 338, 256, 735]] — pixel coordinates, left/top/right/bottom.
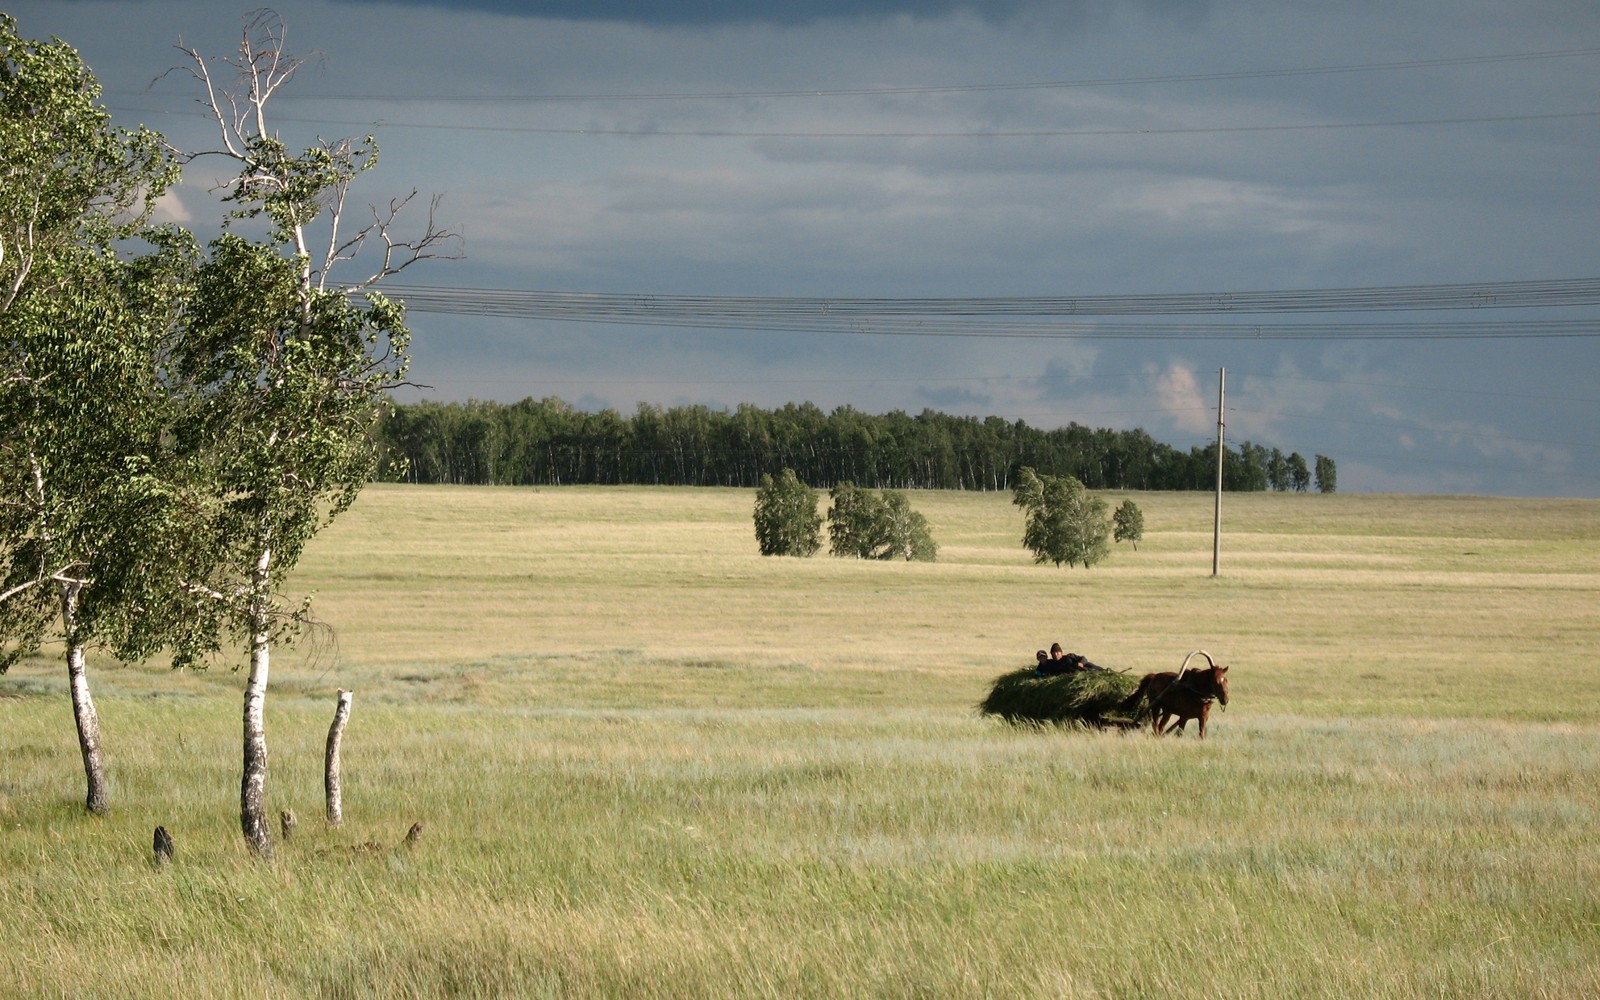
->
[[376, 396, 1337, 493], [1012, 469, 1143, 569], [754, 471, 938, 560], [753, 465, 1141, 567], [0, 14, 448, 857]]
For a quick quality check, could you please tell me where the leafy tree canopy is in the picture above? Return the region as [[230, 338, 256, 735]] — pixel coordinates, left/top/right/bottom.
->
[[827, 482, 937, 561], [754, 468, 821, 557], [1112, 499, 1144, 551], [1012, 467, 1110, 569]]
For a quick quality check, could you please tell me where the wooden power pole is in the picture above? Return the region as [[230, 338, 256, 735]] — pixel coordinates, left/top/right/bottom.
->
[[1212, 367, 1225, 577]]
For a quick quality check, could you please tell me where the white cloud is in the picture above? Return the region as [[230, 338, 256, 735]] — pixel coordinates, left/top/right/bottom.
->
[[148, 188, 192, 225], [1149, 362, 1212, 435]]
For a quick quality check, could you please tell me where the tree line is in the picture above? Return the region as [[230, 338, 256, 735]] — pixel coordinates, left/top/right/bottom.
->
[[377, 396, 1337, 493]]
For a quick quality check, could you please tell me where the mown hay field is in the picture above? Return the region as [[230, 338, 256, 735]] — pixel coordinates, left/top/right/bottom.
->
[[3, 486, 1598, 998]]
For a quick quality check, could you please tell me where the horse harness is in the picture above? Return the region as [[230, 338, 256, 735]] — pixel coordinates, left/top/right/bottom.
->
[[1154, 669, 1219, 706]]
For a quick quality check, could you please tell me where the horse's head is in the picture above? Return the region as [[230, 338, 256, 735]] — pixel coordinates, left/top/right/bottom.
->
[[1211, 665, 1230, 706]]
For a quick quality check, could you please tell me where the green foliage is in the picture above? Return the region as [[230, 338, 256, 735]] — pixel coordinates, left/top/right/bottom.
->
[[0, 13, 177, 308], [160, 11, 425, 855], [1011, 467, 1110, 568], [0, 11, 421, 842], [827, 482, 937, 561], [1267, 447, 1290, 491], [753, 468, 821, 557], [158, 240, 410, 665], [1287, 452, 1311, 492], [878, 489, 938, 562], [1112, 498, 1144, 550], [375, 396, 1327, 493], [825, 481, 879, 557], [0, 239, 201, 669], [1315, 454, 1338, 494], [0, 15, 186, 670], [141, 12, 416, 671]]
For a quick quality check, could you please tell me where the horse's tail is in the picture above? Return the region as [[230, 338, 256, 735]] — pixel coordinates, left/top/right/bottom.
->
[[1118, 675, 1153, 713]]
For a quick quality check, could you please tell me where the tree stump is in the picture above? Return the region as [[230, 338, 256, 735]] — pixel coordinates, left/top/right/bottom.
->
[[152, 825, 174, 866], [325, 689, 353, 827]]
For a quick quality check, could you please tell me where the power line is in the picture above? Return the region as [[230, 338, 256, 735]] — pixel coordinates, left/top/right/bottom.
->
[[1232, 371, 1600, 404], [383, 277, 1600, 338], [1301, 444, 1591, 481], [405, 316, 1600, 340], [210, 46, 1600, 104], [117, 105, 1600, 140], [398, 369, 1598, 405], [1229, 407, 1600, 451]]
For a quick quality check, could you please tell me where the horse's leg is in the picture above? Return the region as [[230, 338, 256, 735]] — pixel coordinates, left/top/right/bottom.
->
[[1197, 703, 1210, 739]]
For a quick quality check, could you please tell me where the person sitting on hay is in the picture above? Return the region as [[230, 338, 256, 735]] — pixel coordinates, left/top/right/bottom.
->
[[1036, 641, 1105, 676]]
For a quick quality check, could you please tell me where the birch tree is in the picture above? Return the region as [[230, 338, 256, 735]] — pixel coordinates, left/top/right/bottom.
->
[[754, 468, 821, 557], [168, 10, 457, 857], [0, 13, 182, 814], [1112, 499, 1144, 551], [1012, 467, 1110, 569], [827, 482, 936, 561]]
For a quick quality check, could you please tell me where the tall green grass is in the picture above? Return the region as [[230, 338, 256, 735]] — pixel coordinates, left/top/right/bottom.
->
[[2, 487, 1597, 998]]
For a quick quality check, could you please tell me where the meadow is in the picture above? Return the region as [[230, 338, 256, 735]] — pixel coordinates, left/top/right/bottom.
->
[[2, 485, 1598, 998]]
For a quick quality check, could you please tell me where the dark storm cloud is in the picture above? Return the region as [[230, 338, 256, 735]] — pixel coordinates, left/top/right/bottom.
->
[[326, 0, 1209, 28], [8, 0, 1597, 495]]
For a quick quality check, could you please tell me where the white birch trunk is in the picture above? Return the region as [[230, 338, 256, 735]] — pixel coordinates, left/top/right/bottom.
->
[[240, 545, 273, 858], [58, 582, 108, 815]]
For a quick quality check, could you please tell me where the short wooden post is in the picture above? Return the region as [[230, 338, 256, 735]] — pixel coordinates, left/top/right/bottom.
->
[[152, 825, 174, 867], [325, 689, 353, 827]]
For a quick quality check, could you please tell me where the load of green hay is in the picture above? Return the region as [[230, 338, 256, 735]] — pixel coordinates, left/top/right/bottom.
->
[[979, 668, 1142, 728]]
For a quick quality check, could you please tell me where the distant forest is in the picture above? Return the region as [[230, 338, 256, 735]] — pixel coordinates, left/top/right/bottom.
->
[[375, 397, 1334, 493]]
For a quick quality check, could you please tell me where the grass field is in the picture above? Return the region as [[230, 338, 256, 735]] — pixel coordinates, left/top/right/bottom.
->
[[3, 486, 1598, 998]]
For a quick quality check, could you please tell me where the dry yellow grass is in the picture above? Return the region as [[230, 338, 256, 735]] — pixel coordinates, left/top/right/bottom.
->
[[2, 486, 1597, 998], [259, 486, 1598, 720]]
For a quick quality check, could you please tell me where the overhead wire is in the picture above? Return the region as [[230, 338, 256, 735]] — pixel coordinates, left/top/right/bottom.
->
[[1228, 407, 1600, 451], [113, 105, 1600, 139], [1228, 371, 1600, 403], [157, 45, 1600, 103], [402, 370, 1596, 405], [379, 277, 1600, 339], [111, 46, 1600, 138]]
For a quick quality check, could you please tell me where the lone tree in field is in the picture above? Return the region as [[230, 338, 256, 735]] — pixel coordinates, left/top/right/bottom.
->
[[754, 468, 821, 557], [0, 13, 184, 814], [1012, 467, 1110, 568], [1112, 499, 1144, 551], [827, 482, 937, 561], [164, 11, 458, 857]]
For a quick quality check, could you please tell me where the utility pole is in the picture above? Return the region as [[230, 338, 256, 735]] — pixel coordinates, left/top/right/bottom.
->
[[1212, 367, 1225, 578]]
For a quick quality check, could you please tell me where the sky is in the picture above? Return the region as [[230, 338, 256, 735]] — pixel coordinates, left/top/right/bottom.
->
[[12, 0, 1600, 496]]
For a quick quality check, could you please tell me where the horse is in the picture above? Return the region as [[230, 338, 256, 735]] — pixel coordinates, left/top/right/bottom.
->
[[1118, 651, 1230, 738]]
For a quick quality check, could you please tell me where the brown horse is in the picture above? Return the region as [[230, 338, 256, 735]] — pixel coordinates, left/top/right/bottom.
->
[[1119, 651, 1230, 738]]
